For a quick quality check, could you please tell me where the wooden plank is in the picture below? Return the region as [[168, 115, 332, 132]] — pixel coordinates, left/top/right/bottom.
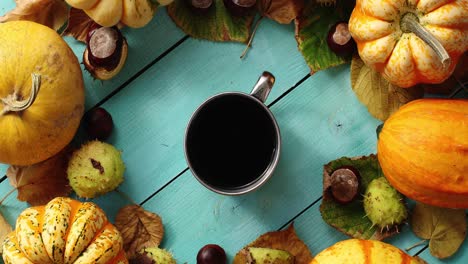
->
[[129, 66, 403, 263], [0, 18, 309, 221], [72, 19, 310, 204], [0, 6, 185, 176], [417, 238, 468, 264]]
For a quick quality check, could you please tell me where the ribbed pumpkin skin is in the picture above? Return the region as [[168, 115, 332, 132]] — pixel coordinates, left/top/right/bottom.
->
[[2, 197, 128, 264], [378, 99, 468, 208], [311, 239, 419, 263]]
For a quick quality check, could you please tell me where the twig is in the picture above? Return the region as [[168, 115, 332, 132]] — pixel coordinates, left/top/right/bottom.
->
[[0, 187, 17, 206], [115, 188, 138, 205], [405, 239, 428, 251], [240, 16, 265, 59]]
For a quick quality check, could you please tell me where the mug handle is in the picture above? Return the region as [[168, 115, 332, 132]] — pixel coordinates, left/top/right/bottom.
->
[[251, 72, 275, 103]]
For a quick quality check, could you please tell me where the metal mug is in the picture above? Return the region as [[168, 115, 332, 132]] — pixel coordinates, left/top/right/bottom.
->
[[184, 72, 281, 195]]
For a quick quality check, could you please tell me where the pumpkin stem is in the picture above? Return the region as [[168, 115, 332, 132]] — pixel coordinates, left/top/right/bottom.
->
[[0, 74, 41, 116], [400, 13, 451, 69]]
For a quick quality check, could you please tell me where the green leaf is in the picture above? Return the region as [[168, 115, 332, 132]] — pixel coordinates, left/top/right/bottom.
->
[[295, 0, 354, 72], [350, 56, 424, 121], [167, 0, 255, 42], [320, 155, 400, 240], [411, 203, 467, 259]]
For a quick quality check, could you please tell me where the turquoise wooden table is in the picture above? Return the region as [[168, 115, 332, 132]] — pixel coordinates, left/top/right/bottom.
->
[[0, 1, 467, 263]]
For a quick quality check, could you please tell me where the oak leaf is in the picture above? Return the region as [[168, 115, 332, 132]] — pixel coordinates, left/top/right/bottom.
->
[[350, 56, 424, 121], [0, 211, 13, 254], [0, 0, 68, 31], [115, 205, 164, 258], [6, 147, 72, 206], [260, 0, 304, 24], [411, 202, 466, 259], [62, 8, 97, 43], [234, 224, 313, 264]]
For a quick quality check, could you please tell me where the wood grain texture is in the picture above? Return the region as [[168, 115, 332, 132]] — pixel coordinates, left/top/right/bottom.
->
[[137, 66, 394, 263], [0, 0, 467, 263], [77, 20, 310, 204]]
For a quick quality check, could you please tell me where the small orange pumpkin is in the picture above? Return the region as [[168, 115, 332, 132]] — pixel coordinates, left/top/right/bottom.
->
[[349, 0, 468, 88], [2, 197, 128, 264], [377, 99, 468, 208]]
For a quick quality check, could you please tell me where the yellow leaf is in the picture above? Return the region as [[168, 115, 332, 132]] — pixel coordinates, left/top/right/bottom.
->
[[350, 56, 424, 121]]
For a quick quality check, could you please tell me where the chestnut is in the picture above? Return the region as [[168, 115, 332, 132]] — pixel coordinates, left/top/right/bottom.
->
[[188, 0, 214, 13], [329, 166, 360, 204], [223, 0, 256, 17], [83, 26, 128, 80], [326, 22, 356, 57], [84, 107, 114, 141], [197, 244, 227, 264]]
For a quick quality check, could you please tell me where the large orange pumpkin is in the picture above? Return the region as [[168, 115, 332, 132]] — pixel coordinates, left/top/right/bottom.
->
[[2, 197, 128, 264], [0, 21, 85, 166], [377, 99, 468, 208]]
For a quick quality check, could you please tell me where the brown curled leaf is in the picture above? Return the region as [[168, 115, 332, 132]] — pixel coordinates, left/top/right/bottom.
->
[[234, 224, 313, 264], [0, 0, 68, 31], [6, 146, 73, 206], [62, 8, 98, 43], [115, 205, 164, 259], [260, 0, 304, 24]]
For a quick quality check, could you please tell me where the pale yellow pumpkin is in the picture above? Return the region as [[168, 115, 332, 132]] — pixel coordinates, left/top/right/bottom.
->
[[0, 21, 85, 166], [311, 239, 421, 264], [349, 0, 468, 88], [66, 0, 159, 28], [2, 197, 128, 264]]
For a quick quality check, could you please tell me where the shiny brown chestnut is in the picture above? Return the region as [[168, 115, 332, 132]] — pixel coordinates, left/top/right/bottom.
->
[[326, 22, 357, 57], [223, 0, 256, 17], [83, 26, 128, 80]]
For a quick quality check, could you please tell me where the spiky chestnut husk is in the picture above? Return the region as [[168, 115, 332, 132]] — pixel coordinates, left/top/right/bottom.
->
[[130, 248, 176, 264], [67, 140, 125, 198], [233, 247, 294, 264], [363, 177, 408, 231]]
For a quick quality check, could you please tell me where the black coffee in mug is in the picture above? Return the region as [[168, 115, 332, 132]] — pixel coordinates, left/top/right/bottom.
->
[[184, 72, 281, 195], [185, 94, 278, 189]]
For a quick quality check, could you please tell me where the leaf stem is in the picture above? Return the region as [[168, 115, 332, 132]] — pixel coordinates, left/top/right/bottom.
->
[[405, 239, 428, 251], [240, 16, 264, 59], [0, 187, 17, 206], [115, 188, 138, 205]]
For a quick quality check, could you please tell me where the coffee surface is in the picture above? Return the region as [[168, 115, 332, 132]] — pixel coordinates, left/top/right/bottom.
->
[[186, 94, 277, 189]]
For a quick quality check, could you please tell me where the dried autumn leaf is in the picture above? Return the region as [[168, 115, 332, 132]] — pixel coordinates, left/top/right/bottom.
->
[[0, 211, 13, 254], [6, 147, 72, 206], [62, 8, 97, 43], [411, 202, 466, 259], [350, 56, 424, 121], [115, 205, 164, 258], [260, 0, 304, 24], [0, 0, 68, 31], [234, 224, 313, 264]]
